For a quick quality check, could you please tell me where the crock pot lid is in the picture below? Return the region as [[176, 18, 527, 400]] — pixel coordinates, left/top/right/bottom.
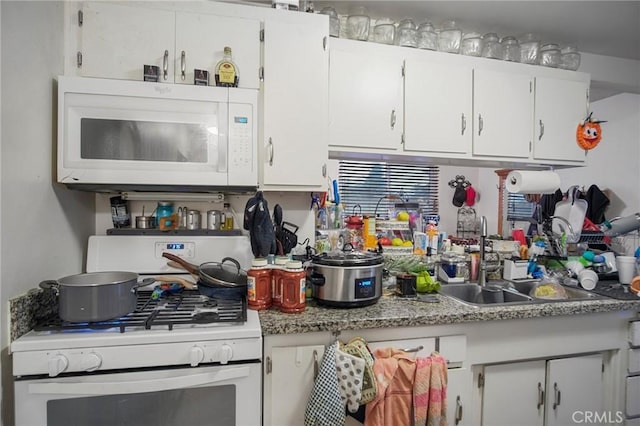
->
[[313, 251, 383, 266]]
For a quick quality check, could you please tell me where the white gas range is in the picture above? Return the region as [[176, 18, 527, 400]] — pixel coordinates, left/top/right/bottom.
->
[[11, 235, 262, 426]]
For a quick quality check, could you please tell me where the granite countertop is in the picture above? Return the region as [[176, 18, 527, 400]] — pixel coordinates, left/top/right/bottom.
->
[[259, 292, 640, 335]]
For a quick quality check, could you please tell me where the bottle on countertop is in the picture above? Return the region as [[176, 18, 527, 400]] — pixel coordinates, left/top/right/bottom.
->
[[215, 47, 239, 88]]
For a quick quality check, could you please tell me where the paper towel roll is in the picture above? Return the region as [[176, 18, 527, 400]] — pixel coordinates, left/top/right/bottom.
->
[[506, 170, 561, 194]]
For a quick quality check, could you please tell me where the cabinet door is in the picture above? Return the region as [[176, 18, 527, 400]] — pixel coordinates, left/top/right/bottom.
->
[[265, 345, 325, 426], [81, 2, 175, 82], [262, 16, 328, 188], [329, 40, 403, 151], [545, 354, 603, 426], [534, 77, 589, 162], [175, 12, 260, 88], [473, 68, 533, 158], [404, 58, 472, 154], [447, 368, 472, 426], [482, 360, 546, 426]]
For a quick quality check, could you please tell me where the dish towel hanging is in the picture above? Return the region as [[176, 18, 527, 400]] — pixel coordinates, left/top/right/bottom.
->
[[335, 344, 366, 413], [304, 341, 346, 426], [365, 348, 416, 426], [340, 337, 378, 404], [426, 352, 448, 426], [413, 356, 432, 425]]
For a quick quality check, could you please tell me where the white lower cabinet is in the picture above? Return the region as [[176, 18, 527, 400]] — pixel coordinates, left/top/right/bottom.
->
[[263, 344, 326, 426], [481, 354, 604, 426], [447, 368, 472, 426]]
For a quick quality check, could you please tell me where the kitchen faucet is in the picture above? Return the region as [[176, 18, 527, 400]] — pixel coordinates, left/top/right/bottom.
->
[[478, 215, 488, 287]]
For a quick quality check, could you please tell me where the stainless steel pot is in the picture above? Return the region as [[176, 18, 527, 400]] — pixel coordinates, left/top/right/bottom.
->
[[40, 272, 154, 322], [309, 250, 383, 307]]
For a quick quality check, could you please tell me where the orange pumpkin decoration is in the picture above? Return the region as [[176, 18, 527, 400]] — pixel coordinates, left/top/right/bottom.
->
[[576, 112, 607, 151]]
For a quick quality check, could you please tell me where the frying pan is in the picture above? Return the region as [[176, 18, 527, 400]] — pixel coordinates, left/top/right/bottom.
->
[[552, 186, 587, 243], [162, 252, 247, 288]]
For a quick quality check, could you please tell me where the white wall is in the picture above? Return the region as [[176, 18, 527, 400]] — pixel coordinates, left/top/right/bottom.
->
[[556, 93, 640, 218], [1, 2, 94, 424]]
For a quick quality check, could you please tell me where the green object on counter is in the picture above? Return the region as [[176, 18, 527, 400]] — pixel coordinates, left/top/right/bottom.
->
[[415, 271, 441, 293]]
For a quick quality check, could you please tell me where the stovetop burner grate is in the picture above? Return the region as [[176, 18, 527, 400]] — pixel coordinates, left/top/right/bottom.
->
[[34, 290, 247, 333]]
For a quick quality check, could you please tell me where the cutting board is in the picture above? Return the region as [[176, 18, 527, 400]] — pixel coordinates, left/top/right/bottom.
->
[[552, 186, 587, 242]]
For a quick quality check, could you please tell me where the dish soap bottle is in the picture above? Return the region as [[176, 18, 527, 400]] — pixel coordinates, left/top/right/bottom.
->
[[214, 46, 239, 87]]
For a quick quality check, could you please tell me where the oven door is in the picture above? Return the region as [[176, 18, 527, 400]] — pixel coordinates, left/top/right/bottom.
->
[[15, 362, 261, 426]]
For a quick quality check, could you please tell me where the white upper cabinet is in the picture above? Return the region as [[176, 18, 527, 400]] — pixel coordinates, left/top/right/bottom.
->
[[80, 3, 176, 82], [174, 12, 260, 88], [77, 3, 260, 88], [329, 39, 404, 151], [404, 57, 472, 154], [260, 14, 329, 189], [533, 77, 589, 162], [473, 68, 533, 159]]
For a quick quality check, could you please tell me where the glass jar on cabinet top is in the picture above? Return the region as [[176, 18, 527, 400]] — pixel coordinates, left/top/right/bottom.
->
[[501, 36, 521, 62], [460, 32, 483, 56], [539, 43, 561, 67], [346, 6, 370, 41], [416, 22, 438, 50], [373, 18, 395, 45], [437, 20, 462, 53], [396, 19, 417, 47], [560, 45, 581, 70], [319, 7, 340, 38], [481, 32, 502, 59], [518, 33, 540, 64]]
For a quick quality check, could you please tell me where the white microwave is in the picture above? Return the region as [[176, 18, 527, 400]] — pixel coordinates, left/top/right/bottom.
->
[[57, 76, 258, 192]]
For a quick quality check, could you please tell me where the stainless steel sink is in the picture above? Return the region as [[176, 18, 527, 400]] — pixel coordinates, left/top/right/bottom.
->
[[438, 280, 605, 308], [438, 283, 534, 307]]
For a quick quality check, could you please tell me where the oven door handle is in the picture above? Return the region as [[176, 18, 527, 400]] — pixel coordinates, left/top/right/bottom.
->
[[28, 366, 251, 395]]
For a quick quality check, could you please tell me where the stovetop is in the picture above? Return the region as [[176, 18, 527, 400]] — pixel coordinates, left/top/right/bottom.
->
[[34, 289, 247, 333]]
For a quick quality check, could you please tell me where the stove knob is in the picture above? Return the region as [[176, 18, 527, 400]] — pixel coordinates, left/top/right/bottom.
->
[[219, 344, 233, 365], [190, 346, 205, 367], [82, 352, 102, 372], [48, 354, 69, 377]]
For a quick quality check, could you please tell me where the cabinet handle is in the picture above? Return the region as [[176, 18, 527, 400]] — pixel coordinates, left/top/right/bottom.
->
[[180, 51, 186, 81], [313, 350, 319, 380], [478, 114, 483, 136], [162, 50, 169, 80], [322, 163, 327, 178], [537, 382, 544, 409], [538, 119, 545, 140], [461, 113, 466, 135], [390, 109, 396, 130], [401, 345, 424, 353], [455, 396, 463, 425], [323, 36, 327, 51], [268, 137, 274, 166], [553, 382, 561, 409]]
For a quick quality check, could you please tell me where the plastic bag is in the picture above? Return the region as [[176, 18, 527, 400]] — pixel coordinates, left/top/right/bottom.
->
[[529, 276, 568, 300]]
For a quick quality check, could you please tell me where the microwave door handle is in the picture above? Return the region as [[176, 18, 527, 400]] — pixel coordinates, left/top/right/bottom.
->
[[28, 366, 251, 396]]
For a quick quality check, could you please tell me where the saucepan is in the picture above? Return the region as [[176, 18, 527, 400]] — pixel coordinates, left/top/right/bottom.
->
[[40, 272, 155, 322], [162, 252, 247, 299]]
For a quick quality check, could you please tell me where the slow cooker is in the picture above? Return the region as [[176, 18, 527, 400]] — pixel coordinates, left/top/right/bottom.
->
[[308, 249, 383, 308]]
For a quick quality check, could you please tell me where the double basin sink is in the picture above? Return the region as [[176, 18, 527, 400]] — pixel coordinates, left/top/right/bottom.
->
[[438, 280, 605, 308]]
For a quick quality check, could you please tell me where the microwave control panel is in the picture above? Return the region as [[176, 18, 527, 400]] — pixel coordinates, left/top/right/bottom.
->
[[228, 103, 253, 172]]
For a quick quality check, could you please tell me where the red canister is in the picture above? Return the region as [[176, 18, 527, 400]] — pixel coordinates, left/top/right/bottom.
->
[[280, 261, 306, 314], [247, 258, 271, 310]]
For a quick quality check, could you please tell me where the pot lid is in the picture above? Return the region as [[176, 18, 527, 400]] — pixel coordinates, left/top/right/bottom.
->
[[199, 257, 248, 288], [312, 250, 383, 267]]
